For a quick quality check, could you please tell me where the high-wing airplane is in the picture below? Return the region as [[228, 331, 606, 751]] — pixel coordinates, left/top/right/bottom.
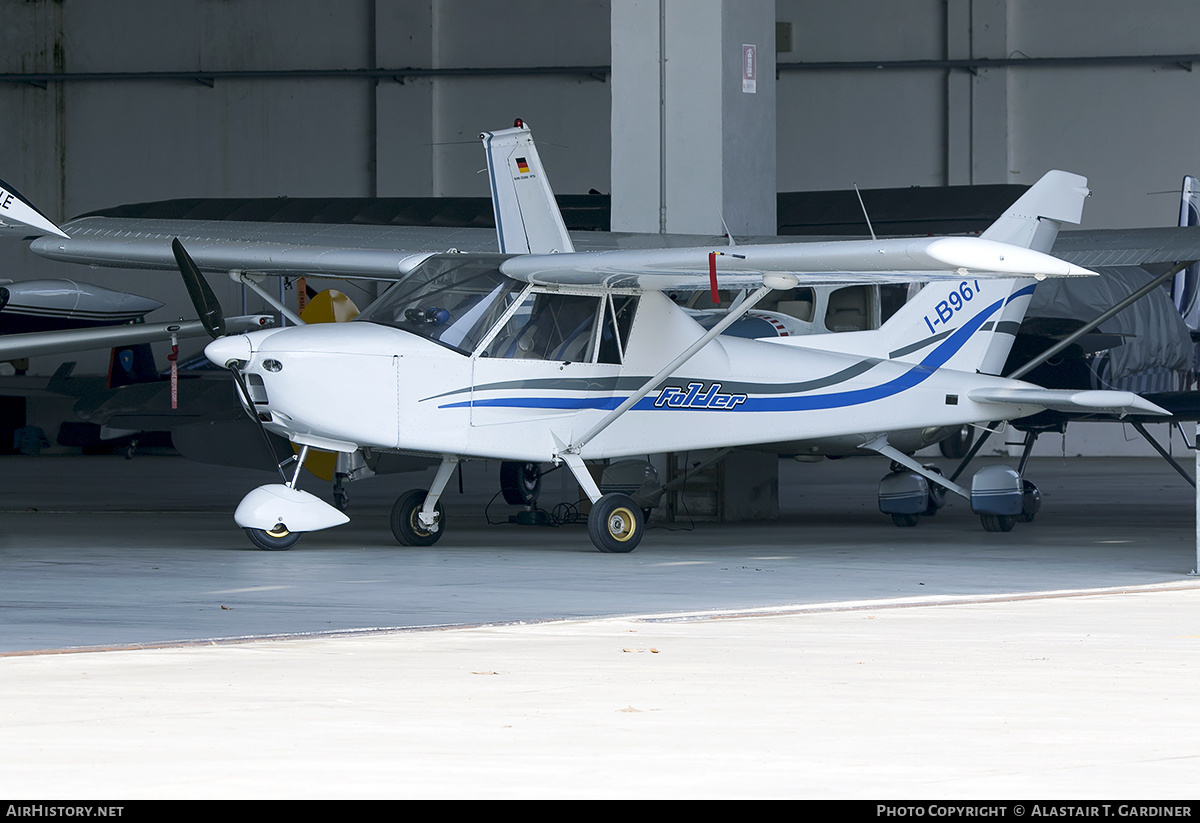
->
[[4, 124, 1179, 552], [183, 126, 1172, 552]]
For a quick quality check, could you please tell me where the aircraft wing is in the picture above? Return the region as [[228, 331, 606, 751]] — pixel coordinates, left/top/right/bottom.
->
[[27, 217, 1095, 289], [29, 217, 500, 280], [0, 314, 273, 360], [13, 201, 1200, 288], [1050, 226, 1200, 267], [498, 236, 1095, 290]]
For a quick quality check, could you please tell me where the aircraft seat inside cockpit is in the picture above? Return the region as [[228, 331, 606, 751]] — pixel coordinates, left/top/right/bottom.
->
[[824, 285, 869, 332], [775, 298, 814, 322]]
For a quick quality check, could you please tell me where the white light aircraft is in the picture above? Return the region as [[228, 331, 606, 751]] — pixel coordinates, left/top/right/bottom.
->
[[191, 125, 1165, 551], [5, 124, 1174, 552]]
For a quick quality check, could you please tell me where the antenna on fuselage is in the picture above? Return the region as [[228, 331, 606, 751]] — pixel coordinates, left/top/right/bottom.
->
[[853, 183, 877, 241]]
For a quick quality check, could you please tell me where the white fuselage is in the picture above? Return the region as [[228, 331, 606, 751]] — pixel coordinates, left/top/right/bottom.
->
[[214, 288, 1042, 463]]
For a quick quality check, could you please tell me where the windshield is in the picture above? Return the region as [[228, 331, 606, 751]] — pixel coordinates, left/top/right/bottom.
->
[[356, 254, 525, 354]]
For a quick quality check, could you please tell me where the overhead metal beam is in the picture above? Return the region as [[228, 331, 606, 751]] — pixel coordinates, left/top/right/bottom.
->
[[6, 52, 1200, 88]]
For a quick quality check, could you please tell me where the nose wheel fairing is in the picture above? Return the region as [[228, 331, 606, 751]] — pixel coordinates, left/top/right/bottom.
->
[[234, 483, 351, 534]]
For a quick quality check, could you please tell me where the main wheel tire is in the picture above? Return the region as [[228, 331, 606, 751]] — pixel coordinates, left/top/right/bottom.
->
[[891, 513, 920, 527], [391, 489, 445, 547], [587, 493, 644, 553], [939, 425, 974, 459], [245, 524, 302, 551], [923, 465, 947, 515], [1018, 480, 1041, 523], [980, 514, 1016, 533], [499, 461, 542, 506]]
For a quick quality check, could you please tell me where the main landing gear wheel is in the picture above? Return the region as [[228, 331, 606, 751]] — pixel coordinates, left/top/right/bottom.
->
[[587, 493, 644, 553], [891, 513, 920, 528], [924, 465, 947, 516], [245, 524, 302, 551], [391, 489, 445, 547], [500, 461, 542, 506], [939, 424, 975, 459], [1018, 480, 1041, 523], [979, 514, 1016, 533]]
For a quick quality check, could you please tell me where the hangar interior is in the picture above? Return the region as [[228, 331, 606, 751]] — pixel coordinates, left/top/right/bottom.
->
[[3, 0, 1200, 459]]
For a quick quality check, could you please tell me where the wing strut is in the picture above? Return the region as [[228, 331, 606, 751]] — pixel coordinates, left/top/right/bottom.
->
[[230, 271, 306, 327], [860, 435, 971, 500], [560, 280, 780, 470]]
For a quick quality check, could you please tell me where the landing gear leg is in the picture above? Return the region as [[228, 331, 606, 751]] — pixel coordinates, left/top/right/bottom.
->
[[559, 452, 645, 553], [333, 473, 350, 511], [244, 443, 311, 551], [1014, 430, 1041, 523], [391, 457, 458, 547]]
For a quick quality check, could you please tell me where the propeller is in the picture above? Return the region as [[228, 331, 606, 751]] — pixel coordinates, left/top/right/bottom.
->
[[171, 238, 225, 339], [170, 236, 289, 482]]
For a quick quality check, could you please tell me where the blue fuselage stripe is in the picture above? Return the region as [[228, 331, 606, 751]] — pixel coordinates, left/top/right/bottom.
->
[[442, 288, 1026, 412]]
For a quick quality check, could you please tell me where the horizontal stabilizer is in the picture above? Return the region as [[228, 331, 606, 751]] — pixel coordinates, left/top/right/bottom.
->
[[967, 388, 1169, 417]]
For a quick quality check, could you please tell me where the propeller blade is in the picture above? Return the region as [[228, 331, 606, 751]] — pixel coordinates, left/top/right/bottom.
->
[[171, 239, 286, 480], [171, 238, 225, 339]]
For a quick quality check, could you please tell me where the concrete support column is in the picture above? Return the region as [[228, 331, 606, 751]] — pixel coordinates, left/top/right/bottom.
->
[[611, 0, 776, 235], [946, 0, 1009, 185]]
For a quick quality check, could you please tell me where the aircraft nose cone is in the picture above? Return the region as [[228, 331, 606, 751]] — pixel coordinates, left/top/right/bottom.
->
[[204, 334, 253, 368]]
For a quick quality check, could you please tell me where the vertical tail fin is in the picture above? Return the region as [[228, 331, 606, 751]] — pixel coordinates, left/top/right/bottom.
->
[[0, 177, 68, 238], [481, 121, 574, 255], [106, 343, 159, 390], [1172, 175, 1200, 330], [877, 170, 1090, 374], [979, 170, 1089, 253]]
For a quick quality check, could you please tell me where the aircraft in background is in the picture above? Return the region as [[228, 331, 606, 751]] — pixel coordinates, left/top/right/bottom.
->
[[0, 178, 273, 368], [934, 174, 1200, 492]]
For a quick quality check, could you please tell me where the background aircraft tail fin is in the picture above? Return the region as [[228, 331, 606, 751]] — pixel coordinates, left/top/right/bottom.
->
[[0, 177, 69, 239], [879, 170, 1090, 374], [1171, 175, 1200, 330], [106, 343, 159, 390], [481, 121, 574, 255]]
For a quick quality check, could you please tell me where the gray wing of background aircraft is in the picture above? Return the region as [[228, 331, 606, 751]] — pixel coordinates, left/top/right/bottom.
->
[[24, 198, 1200, 278]]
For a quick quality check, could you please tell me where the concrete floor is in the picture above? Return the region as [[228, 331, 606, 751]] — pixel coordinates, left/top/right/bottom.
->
[[1, 453, 1198, 798]]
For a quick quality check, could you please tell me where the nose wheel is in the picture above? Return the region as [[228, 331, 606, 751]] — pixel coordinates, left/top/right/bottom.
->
[[245, 524, 302, 551]]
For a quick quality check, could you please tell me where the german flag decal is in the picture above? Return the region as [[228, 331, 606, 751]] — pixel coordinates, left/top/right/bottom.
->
[[515, 157, 530, 174]]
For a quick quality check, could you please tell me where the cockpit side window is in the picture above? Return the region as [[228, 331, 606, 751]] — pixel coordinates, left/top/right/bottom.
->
[[597, 294, 639, 364], [485, 292, 603, 361], [355, 254, 523, 354]]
